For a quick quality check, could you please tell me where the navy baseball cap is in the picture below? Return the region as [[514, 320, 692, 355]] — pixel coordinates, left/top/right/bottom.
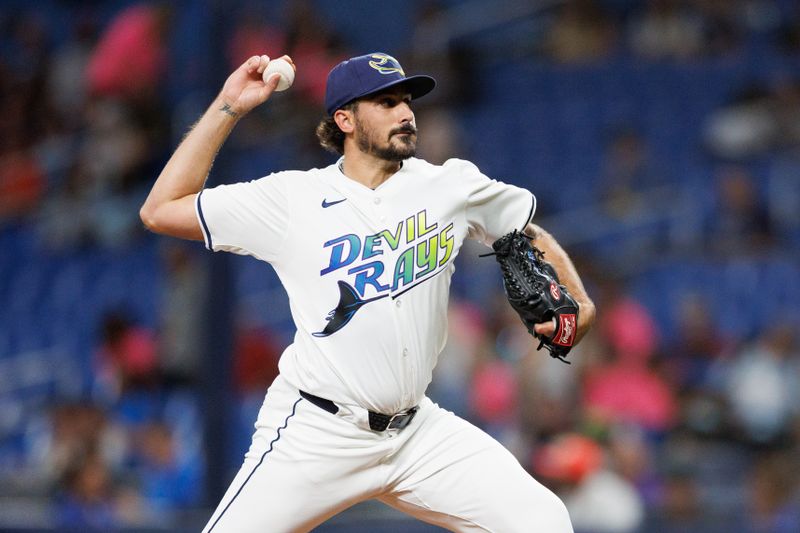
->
[[324, 53, 436, 115]]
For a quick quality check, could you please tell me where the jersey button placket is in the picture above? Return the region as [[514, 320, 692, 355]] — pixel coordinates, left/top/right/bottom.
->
[[394, 298, 416, 404], [393, 299, 415, 403], [372, 194, 387, 223]]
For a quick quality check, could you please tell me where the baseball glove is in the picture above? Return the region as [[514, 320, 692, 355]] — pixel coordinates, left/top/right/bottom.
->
[[484, 230, 579, 363]]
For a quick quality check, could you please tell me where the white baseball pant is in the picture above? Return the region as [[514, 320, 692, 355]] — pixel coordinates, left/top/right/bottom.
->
[[202, 374, 573, 532]]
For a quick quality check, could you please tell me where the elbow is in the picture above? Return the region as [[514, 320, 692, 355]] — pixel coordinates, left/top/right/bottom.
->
[[139, 203, 160, 233], [572, 297, 596, 346], [137, 197, 202, 241], [579, 297, 597, 331]]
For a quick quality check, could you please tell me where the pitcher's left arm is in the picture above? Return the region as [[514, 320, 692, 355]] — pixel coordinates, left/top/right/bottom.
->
[[525, 223, 596, 343]]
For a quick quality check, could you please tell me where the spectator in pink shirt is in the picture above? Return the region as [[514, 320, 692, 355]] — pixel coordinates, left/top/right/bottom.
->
[[86, 4, 171, 101]]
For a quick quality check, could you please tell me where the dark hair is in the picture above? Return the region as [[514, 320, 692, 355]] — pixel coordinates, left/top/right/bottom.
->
[[315, 101, 358, 155]]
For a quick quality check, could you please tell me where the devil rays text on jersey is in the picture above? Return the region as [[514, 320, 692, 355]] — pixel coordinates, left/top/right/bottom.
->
[[314, 209, 454, 337]]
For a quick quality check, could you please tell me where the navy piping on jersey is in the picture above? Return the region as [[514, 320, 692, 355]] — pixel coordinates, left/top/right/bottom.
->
[[207, 397, 302, 532], [197, 190, 213, 251], [520, 194, 536, 231]]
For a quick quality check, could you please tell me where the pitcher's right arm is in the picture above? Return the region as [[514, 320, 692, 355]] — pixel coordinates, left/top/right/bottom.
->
[[139, 54, 293, 240]]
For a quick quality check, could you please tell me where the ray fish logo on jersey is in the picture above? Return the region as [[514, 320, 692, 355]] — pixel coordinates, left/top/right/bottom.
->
[[313, 209, 454, 337], [368, 54, 405, 75]]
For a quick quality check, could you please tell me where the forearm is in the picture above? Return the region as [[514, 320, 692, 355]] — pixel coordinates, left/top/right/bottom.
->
[[139, 54, 289, 240], [526, 223, 596, 342], [139, 97, 238, 233]]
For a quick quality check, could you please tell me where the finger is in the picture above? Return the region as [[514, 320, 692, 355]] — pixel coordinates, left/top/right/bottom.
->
[[258, 73, 281, 100], [280, 54, 296, 70], [256, 54, 270, 75], [245, 55, 260, 74], [533, 318, 557, 337], [266, 73, 281, 89]]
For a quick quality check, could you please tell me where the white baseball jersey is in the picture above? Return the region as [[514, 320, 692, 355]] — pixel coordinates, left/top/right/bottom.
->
[[196, 157, 534, 415], [195, 157, 576, 533]]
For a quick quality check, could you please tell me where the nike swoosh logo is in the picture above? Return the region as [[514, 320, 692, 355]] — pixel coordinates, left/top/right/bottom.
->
[[322, 198, 347, 208]]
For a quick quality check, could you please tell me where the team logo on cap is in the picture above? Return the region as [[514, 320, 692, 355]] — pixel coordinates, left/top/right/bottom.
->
[[368, 54, 405, 75]]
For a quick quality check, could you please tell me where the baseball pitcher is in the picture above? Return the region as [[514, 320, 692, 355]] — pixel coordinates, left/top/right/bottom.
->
[[140, 52, 596, 532]]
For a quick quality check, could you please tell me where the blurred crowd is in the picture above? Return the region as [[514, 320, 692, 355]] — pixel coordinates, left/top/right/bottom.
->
[[540, 0, 800, 64], [0, 0, 799, 531]]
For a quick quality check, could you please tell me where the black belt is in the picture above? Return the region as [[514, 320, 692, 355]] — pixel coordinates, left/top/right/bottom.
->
[[299, 390, 418, 432]]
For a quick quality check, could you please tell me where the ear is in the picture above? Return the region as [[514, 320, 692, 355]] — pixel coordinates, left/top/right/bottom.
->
[[334, 108, 355, 134]]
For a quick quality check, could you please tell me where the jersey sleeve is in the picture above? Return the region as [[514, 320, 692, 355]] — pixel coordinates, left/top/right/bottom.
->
[[448, 159, 536, 246], [195, 172, 292, 262]]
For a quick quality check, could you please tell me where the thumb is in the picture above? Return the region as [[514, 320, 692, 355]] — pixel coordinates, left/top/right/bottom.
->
[[533, 317, 557, 337], [260, 73, 282, 99], [266, 72, 282, 88]]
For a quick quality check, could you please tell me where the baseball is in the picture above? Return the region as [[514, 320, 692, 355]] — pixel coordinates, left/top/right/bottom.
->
[[263, 58, 294, 91]]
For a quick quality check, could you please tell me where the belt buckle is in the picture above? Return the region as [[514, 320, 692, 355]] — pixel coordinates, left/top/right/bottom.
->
[[387, 407, 418, 430]]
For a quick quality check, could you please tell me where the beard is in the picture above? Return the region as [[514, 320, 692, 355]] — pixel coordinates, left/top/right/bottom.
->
[[355, 119, 417, 161]]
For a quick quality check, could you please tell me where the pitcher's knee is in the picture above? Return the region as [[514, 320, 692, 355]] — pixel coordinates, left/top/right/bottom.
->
[[494, 483, 572, 532], [518, 485, 573, 532], [543, 494, 573, 532]]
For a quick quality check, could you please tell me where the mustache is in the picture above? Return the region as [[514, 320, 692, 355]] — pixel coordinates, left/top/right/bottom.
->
[[390, 125, 417, 138]]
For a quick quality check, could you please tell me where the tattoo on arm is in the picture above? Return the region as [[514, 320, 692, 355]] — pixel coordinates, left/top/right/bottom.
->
[[219, 103, 239, 118]]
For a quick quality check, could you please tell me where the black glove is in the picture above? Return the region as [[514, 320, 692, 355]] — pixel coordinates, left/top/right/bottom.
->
[[485, 230, 579, 363]]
